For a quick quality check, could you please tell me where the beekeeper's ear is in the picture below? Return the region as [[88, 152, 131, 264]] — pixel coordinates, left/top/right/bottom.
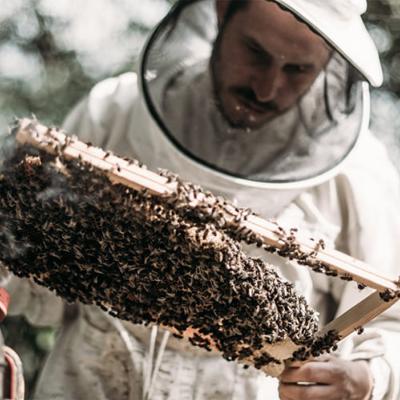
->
[[215, 0, 231, 27]]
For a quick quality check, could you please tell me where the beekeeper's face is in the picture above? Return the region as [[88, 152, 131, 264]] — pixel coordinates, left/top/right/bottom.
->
[[212, 0, 332, 129]]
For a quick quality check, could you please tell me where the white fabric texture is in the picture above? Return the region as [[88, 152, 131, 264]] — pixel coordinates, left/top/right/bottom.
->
[[301, 0, 367, 17], [1, 70, 397, 399], [274, 0, 383, 86]]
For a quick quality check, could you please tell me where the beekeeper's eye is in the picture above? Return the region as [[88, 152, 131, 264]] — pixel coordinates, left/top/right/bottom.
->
[[246, 38, 268, 57], [283, 64, 313, 75]]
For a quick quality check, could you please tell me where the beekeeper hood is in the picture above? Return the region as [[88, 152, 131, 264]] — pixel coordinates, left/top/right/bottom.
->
[[140, 0, 382, 185]]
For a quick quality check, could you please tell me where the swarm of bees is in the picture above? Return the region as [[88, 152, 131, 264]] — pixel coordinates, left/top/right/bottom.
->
[[0, 129, 342, 371]]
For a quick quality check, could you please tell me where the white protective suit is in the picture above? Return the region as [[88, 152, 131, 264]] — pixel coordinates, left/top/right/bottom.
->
[[4, 1, 400, 399]]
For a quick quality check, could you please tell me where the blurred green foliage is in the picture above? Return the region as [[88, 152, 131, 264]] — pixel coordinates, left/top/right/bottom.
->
[[0, 0, 173, 132], [1, 0, 400, 397]]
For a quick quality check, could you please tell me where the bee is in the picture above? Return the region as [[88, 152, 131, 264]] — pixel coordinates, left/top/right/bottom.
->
[[356, 326, 364, 335], [340, 274, 353, 281], [380, 290, 396, 302], [357, 283, 366, 290]]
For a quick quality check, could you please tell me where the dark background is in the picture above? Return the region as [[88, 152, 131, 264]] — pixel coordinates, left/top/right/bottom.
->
[[0, 0, 399, 396]]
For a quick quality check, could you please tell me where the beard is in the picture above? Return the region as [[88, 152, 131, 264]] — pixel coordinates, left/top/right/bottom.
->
[[210, 32, 280, 130]]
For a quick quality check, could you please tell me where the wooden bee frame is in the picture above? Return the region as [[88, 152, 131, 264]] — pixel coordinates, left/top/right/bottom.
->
[[13, 118, 400, 354]]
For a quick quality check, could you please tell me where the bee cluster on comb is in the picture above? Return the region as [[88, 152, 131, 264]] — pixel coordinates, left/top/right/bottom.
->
[[0, 121, 342, 374]]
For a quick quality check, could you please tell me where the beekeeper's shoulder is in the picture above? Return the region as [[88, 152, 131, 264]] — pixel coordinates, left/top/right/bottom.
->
[[342, 129, 399, 192], [63, 72, 140, 147]]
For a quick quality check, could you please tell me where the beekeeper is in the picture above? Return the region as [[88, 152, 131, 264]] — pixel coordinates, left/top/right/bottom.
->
[[5, 0, 400, 399]]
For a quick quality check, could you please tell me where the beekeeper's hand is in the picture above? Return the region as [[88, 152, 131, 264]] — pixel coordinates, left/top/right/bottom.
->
[[278, 355, 373, 400]]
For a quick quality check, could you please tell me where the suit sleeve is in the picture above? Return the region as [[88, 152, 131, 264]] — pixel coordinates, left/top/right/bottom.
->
[[330, 134, 400, 400]]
